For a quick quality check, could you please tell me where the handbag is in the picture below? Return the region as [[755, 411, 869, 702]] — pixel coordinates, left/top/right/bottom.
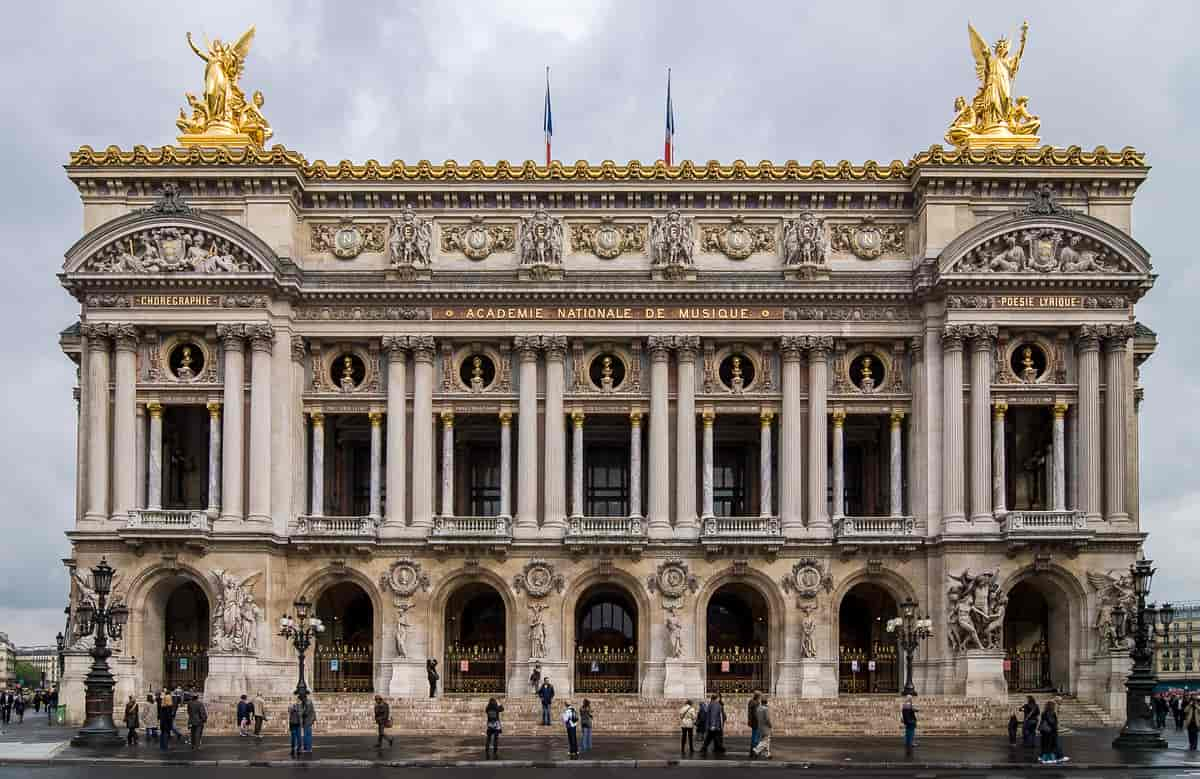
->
[[386, 717, 393, 728]]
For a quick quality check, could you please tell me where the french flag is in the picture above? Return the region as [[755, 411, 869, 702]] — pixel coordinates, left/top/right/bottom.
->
[[664, 68, 676, 166], [543, 67, 553, 166]]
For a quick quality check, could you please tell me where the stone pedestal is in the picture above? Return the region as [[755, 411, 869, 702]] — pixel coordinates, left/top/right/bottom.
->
[[959, 649, 1007, 702], [205, 653, 257, 697], [386, 659, 428, 697], [779, 659, 837, 698], [663, 659, 703, 698], [517, 659, 567, 698], [61, 651, 91, 726], [1090, 651, 1134, 719]]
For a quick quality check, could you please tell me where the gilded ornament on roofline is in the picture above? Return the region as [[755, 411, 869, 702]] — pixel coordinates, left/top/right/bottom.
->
[[830, 217, 906, 260], [440, 217, 516, 260], [310, 219, 386, 259], [700, 216, 775, 260], [569, 220, 646, 259], [945, 21, 1040, 150], [176, 26, 273, 149]]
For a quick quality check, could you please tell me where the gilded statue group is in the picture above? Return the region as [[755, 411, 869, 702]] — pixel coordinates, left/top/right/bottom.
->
[[177, 26, 272, 147], [946, 21, 1041, 149]]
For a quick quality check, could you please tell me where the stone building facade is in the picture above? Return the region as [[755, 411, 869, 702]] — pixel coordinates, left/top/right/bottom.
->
[[56, 140, 1157, 725]]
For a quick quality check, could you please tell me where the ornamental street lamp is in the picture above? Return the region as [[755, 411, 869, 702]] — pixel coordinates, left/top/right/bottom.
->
[[69, 558, 130, 748], [278, 596, 325, 697], [1112, 558, 1175, 750], [887, 597, 933, 697]]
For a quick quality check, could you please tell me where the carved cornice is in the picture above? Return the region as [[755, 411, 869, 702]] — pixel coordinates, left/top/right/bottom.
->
[[785, 305, 918, 321], [296, 306, 430, 321]]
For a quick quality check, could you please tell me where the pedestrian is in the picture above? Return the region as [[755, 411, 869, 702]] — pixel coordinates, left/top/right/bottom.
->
[[157, 690, 175, 751], [1021, 695, 1039, 747], [138, 695, 155, 746], [186, 692, 207, 750], [374, 695, 393, 748], [752, 695, 772, 759], [561, 700, 580, 758], [1051, 696, 1069, 763], [1173, 694, 1185, 730], [287, 695, 302, 757], [485, 697, 504, 757], [253, 692, 267, 739], [700, 693, 725, 755], [538, 677, 555, 725], [695, 696, 709, 750], [13, 693, 24, 724], [747, 691, 761, 757], [1037, 698, 1059, 764], [678, 698, 696, 754], [46, 688, 57, 725], [1154, 694, 1169, 729], [426, 658, 439, 698], [33, 692, 40, 713], [124, 695, 140, 746], [164, 688, 184, 744], [580, 699, 593, 753], [0, 690, 8, 726], [299, 692, 317, 754], [237, 694, 252, 736], [529, 662, 542, 693], [1184, 692, 1200, 750], [901, 695, 917, 755], [1008, 708, 1020, 745]]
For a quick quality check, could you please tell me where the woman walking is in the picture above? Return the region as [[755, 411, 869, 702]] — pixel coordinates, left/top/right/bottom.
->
[[1038, 698, 1059, 764], [485, 697, 504, 757], [287, 695, 302, 758], [901, 695, 917, 755], [123, 695, 140, 746], [679, 699, 697, 755], [579, 699, 594, 753]]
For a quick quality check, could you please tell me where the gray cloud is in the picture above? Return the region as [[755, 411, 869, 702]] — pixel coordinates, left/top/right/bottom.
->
[[1, 1, 1195, 644]]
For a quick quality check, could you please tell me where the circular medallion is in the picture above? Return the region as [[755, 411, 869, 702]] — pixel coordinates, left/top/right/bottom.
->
[[850, 226, 884, 260], [592, 225, 622, 259], [722, 227, 754, 260], [514, 559, 562, 598], [332, 225, 365, 259], [463, 226, 494, 260], [382, 559, 429, 598]]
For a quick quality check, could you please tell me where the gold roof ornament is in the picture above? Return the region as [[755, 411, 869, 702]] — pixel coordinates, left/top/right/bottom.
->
[[176, 26, 273, 149], [946, 21, 1040, 151]]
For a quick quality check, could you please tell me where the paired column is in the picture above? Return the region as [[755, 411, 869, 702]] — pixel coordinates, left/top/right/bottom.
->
[[499, 411, 513, 518], [440, 411, 454, 517], [80, 326, 111, 523], [571, 410, 585, 518], [382, 338, 409, 527], [675, 337, 700, 535], [1104, 326, 1133, 521], [968, 326, 997, 523], [515, 339, 539, 534], [111, 325, 139, 522], [831, 408, 846, 520], [992, 401, 1007, 515], [890, 410, 904, 517], [759, 410, 773, 517], [369, 411, 383, 520], [207, 402, 222, 516], [246, 324, 275, 523], [779, 338, 804, 531], [309, 411, 324, 515], [410, 338, 436, 528], [941, 326, 967, 527], [806, 337, 832, 531], [1076, 327, 1102, 523], [701, 408, 715, 520], [1052, 402, 1067, 512], [647, 338, 671, 537], [543, 337, 567, 531], [146, 401, 163, 510], [136, 404, 147, 510], [217, 325, 246, 522], [629, 410, 643, 518]]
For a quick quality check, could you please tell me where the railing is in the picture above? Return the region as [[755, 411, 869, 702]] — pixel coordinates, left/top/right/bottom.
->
[[430, 515, 512, 540], [1005, 647, 1053, 692], [836, 516, 915, 539], [294, 515, 378, 537], [1001, 510, 1087, 533], [126, 509, 211, 531], [706, 647, 770, 694], [566, 516, 644, 541], [445, 645, 506, 694], [164, 642, 208, 690], [700, 516, 781, 540], [575, 646, 638, 693], [838, 643, 899, 694], [314, 643, 373, 692]]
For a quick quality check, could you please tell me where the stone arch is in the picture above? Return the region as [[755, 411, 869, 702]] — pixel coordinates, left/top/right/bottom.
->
[[998, 564, 1087, 694], [560, 567, 652, 695], [693, 567, 787, 693], [428, 567, 517, 693], [122, 563, 218, 695], [830, 568, 916, 694], [297, 566, 386, 693]]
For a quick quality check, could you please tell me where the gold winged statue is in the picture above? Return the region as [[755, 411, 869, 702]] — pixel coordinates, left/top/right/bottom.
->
[[945, 21, 1040, 150], [176, 25, 273, 148]]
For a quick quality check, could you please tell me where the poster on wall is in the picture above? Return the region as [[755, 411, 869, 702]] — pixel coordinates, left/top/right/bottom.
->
[[721, 661, 730, 673], [851, 660, 860, 672], [460, 660, 470, 672], [868, 661, 876, 672], [179, 658, 188, 670], [330, 659, 340, 672]]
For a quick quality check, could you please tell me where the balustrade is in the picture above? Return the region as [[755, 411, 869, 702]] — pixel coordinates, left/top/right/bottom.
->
[[836, 516, 915, 539], [294, 515, 377, 537]]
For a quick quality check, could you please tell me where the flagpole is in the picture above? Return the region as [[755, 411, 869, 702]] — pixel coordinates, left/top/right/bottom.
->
[[664, 67, 674, 167], [544, 66, 552, 167]]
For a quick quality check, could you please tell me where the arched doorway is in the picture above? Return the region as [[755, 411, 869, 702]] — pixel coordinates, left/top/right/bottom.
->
[[574, 585, 638, 693], [1004, 579, 1057, 692], [838, 582, 899, 694], [444, 583, 506, 693], [163, 581, 209, 691], [705, 584, 769, 694], [314, 582, 374, 692]]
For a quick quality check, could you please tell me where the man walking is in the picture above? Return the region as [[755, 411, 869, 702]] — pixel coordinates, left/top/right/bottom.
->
[[747, 691, 760, 757], [538, 678, 555, 726], [374, 695, 393, 748], [186, 692, 207, 750], [901, 695, 918, 756], [236, 694, 252, 737], [752, 695, 772, 759], [299, 692, 317, 755], [700, 693, 725, 755], [253, 692, 267, 739], [426, 659, 439, 698], [561, 700, 580, 759], [287, 695, 302, 758], [1184, 692, 1200, 750]]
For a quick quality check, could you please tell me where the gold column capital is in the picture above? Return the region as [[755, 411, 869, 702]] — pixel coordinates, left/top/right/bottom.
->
[[310, 410, 324, 427], [571, 409, 585, 428], [890, 409, 905, 428], [369, 411, 384, 426], [207, 401, 222, 419], [701, 408, 715, 427], [760, 408, 775, 426], [629, 409, 642, 427], [147, 401, 163, 419], [441, 409, 455, 427], [831, 407, 846, 427], [1053, 402, 1068, 420], [498, 410, 513, 426], [993, 399, 1008, 419]]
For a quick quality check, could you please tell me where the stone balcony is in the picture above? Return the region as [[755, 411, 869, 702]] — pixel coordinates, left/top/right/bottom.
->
[[564, 515, 645, 556], [834, 515, 920, 555], [700, 515, 782, 555], [1000, 510, 1092, 551], [119, 509, 212, 552], [291, 515, 379, 555], [428, 515, 513, 555]]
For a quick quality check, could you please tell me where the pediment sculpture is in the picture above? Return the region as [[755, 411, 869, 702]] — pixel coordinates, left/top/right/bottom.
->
[[958, 228, 1127, 274], [85, 226, 258, 274]]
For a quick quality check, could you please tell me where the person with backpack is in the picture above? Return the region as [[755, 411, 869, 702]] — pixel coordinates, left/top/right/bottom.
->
[[374, 695, 393, 748], [538, 678, 555, 725], [695, 697, 708, 749], [485, 697, 504, 758], [561, 700, 580, 758], [157, 690, 176, 751], [287, 695, 302, 758], [678, 699, 697, 754], [253, 692, 267, 739], [138, 695, 155, 747], [747, 691, 761, 757], [901, 695, 918, 755], [186, 692, 207, 750], [579, 699, 594, 753]]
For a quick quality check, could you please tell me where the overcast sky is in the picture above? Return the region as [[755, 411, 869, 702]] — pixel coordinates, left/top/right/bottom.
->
[[2, 1, 1196, 646]]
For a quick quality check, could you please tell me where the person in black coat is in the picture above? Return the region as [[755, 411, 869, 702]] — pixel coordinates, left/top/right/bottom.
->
[[485, 698, 504, 757], [426, 659, 439, 698], [1021, 696, 1039, 747], [1037, 699, 1060, 764]]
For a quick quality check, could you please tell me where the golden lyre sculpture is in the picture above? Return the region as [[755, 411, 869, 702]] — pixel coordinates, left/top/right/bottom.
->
[[945, 21, 1041, 150], [176, 26, 273, 149]]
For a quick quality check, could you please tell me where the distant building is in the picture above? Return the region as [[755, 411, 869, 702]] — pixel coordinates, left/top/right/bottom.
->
[[15, 646, 60, 688], [0, 633, 14, 688], [1156, 600, 1200, 687]]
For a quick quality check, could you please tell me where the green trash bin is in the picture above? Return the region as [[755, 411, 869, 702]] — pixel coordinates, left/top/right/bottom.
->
[[54, 705, 66, 726]]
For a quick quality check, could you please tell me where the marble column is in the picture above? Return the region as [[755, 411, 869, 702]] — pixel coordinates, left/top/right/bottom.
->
[[571, 410, 585, 518], [411, 338, 436, 528], [207, 402, 222, 516], [1052, 402, 1067, 512], [806, 337, 832, 530], [675, 337, 700, 535], [759, 410, 774, 517], [647, 338, 671, 537], [135, 404, 147, 510], [543, 337, 568, 532], [246, 325, 274, 523], [81, 326, 112, 523], [941, 325, 967, 527], [1077, 327, 1102, 523], [499, 411, 513, 518], [831, 408, 846, 521], [890, 409, 904, 517], [440, 411, 454, 517], [369, 411, 383, 520], [968, 327, 996, 523], [779, 338, 804, 531], [111, 325, 139, 522], [382, 338, 408, 527], [309, 412, 324, 515], [992, 401, 1007, 515], [146, 401, 163, 511], [701, 408, 715, 520], [1104, 326, 1133, 521], [218, 325, 245, 523], [629, 410, 643, 518], [515, 339, 539, 534]]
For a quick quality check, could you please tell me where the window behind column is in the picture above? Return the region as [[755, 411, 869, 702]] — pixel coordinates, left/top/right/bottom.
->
[[585, 445, 629, 517]]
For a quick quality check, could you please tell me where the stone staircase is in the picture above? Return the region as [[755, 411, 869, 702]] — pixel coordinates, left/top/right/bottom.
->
[[1006, 694, 1123, 729]]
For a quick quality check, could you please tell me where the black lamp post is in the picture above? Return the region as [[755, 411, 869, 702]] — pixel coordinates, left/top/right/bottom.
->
[[888, 597, 933, 697], [69, 557, 130, 747], [55, 630, 65, 680], [1112, 558, 1174, 750], [278, 596, 324, 697]]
